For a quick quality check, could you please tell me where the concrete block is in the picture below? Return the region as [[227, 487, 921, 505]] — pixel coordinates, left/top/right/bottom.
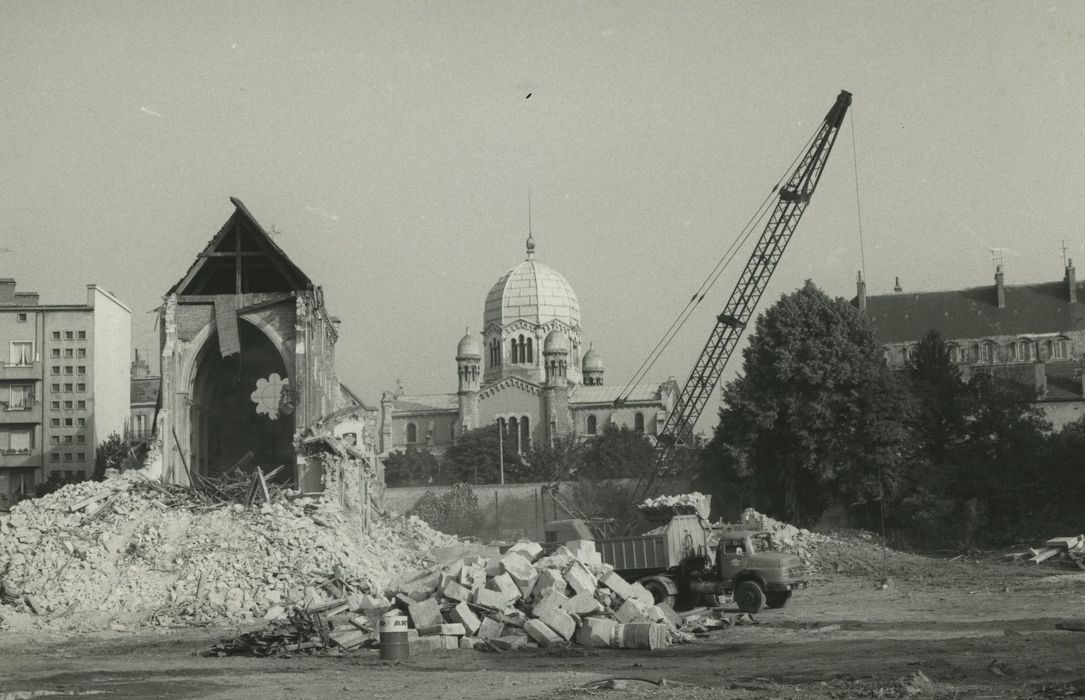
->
[[562, 591, 604, 616], [488, 634, 527, 651], [409, 636, 444, 655], [440, 635, 460, 650], [539, 608, 577, 640], [576, 616, 619, 647], [329, 627, 367, 649], [655, 602, 683, 628], [489, 572, 521, 601], [531, 589, 569, 620], [449, 601, 481, 635], [442, 579, 472, 602], [477, 617, 505, 640], [524, 618, 563, 647], [459, 636, 484, 650], [407, 598, 443, 630], [442, 558, 465, 580], [459, 564, 486, 590], [419, 623, 466, 636], [507, 541, 543, 562], [615, 597, 649, 624], [532, 568, 567, 599], [474, 587, 512, 610], [599, 571, 634, 600], [358, 594, 391, 613], [563, 560, 598, 596], [500, 552, 538, 599], [627, 582, 655, 606], [535, 546, 575, 571], [485, 558, 503, 577]]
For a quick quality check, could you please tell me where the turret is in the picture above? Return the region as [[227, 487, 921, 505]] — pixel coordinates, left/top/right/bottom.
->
[[456, 329, 481, 434], [582, 345, 604, 386], [543, 330, 569, 387]]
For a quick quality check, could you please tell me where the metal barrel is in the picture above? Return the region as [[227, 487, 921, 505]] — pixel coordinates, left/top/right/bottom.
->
[[379, 612, 409, 660]]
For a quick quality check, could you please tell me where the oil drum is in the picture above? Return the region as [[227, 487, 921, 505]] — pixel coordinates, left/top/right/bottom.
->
[[379, 612, 409, 660]]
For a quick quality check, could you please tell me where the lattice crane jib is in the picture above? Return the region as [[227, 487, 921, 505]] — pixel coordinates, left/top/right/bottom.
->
[[634, 90, 852, 508]]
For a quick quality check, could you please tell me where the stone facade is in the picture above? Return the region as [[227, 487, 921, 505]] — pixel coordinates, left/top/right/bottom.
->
[[857, 262, 1085, 430], [380, 236, 677, 455]]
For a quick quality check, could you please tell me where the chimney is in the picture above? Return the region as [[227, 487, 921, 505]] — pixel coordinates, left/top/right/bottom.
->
[[995, 265, 1005, 308], [1067, 258, 1078, 304], [856, 271, 867, 312], [893, 276, 902, 293], [0, 278, 15, 305], [13, 292, 39, 306]]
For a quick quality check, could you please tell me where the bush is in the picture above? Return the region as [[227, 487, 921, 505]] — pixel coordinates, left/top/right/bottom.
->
[[408, 482, 486, 537]]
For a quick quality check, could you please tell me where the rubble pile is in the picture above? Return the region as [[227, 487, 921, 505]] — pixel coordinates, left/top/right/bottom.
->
[[328, 538, 695, 655], [639, 492, 710, 520], [0, 470, 457, 631], [1006, 535, 1085, 569]]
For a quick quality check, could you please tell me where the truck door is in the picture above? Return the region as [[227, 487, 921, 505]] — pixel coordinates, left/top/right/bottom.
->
[[717, 537, 749, 585]]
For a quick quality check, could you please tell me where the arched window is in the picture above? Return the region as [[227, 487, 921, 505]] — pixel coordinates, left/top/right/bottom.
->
[[520, 416, 530, 450], [1043, 340, 1053, 360], [1055, 337, 1070, 360], [510, 338, 518, 364], [969, 344, 980, 363], [450, 421, 457, 442], [1018, 339, 1032, 362], [405, 422, 417, 444], [1005, 343, 1016, 363], [980, 343, 994, 364], [508, 417, 518, 451], [947, 345, 959, 363], [634, 412, 645, 434], [518, 335, 527, 363], [587, 415, 597, 435], [527, 338, 533, 364], [907, 346, 919, 363]]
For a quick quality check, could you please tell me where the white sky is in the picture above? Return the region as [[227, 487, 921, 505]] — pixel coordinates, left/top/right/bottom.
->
[[3, 1, 1085, 431]]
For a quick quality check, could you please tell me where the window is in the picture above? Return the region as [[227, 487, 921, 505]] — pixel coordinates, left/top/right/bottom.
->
[[51, 349, 60, 358], [907, 346, 919, 363], [8, 428, 32, 451], [64, 331, 73, 340], [64, 366, 73, 375], [510, 338, 518, 364], [17, 313, 27, 323], [50, 453, 59, 463], [1055, 337, 1071, 360], [64, 349, 73, 358], [51, 384, 60, 393], [63, 384, 72, 392], [77, 383, 85, 392], [63, 470, 73, 480], [50, 436, 59, 445], [76, 470, 85, 479], [77, 452, 86, 461], [520, 416, 530, 450], [50, 418, 60, 427], [77, 400, 85, 409], [77, 348, 86, 358], [52, 331, 60, 340], [63, 435, 73, 444], [77, 331, 85, 340], [406, 422, 417, 443], [76, 435, 85, 444], [77, 417, 85, 427], [64, 453, 73, 462], [64, 418, 73, 426], [10, 342, 33, 365], [980, 343, 993, 364], [587, 415, 597, 435], [77, 365, 85, 374], [63, 401, 72, 409], [527, 338, 534, 364], [51, 366, 60, 375], [8, 385, 33, 410], [634, 412, 645, 434], [50, 401, 60, 410]]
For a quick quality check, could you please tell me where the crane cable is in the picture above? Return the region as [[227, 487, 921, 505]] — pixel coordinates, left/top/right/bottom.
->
[[850, 109, 867, 283], [614, 121, 825, 404]]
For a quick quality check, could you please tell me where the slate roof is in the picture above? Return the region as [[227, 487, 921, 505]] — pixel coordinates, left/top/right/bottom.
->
[[862, 280, 1085, 343], [131, 377, 161, 405], [394, 394, 459, 414], [568, 383, 662, 406]]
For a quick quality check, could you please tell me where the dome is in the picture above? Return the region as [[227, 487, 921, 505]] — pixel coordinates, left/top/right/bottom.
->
[[543, 329, 569, 354], [456, 330, 480, 358], [483, 238, 580, 330], [582, 347, 603, 371]]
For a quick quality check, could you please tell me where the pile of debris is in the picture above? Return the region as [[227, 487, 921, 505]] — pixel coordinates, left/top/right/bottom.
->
[[639, 492, 710, 520], [0, 469, 457, 632], [1006, 535, 1085, 569], [227, 538, 695, 656]]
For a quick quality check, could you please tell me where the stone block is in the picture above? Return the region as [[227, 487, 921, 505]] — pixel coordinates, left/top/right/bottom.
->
[[530, 589, 569, 620], [655, 602, 683, 628], [419, 623, 466, 636], [449, 601, 481, 635], [524, 618, 563, 647], [562, 591, 604, 616], [407, 598, 443, 630], [627, 582, 655, 606], [442, 558, 465, 580], [329, 627, 367, 649], [614, 597, 649, 624], [477, 617, 505, 640], [532, 568, 567, 599], [576, 616, 619, 647], [440, 635, 460, 650], [459, 636, 484, 650], [408, 636, 444, 655], [534, 546, 575, 571], [599, 571, 634, 600], [489, 572, 521, 602], [474, 587, 512, 610], [507, 541, 543, 562], [488, 634, 528, 651], [563, 560, 597, 596], [442, 579, 472, 602], [459, 564, 486, 590], [500, 552, 538, 599], [358, 594, 391, 613], [539, 608, 577, 640]]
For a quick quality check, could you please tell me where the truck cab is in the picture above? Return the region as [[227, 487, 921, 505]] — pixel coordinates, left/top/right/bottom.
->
[[714, 529, 808, 611]]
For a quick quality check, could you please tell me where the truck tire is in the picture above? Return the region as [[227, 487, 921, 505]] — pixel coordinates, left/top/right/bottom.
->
[[702, 594, 727, 608], [734, 580, 765, 614], [765, 590, 792, 609], [636, 575, 677, 609]]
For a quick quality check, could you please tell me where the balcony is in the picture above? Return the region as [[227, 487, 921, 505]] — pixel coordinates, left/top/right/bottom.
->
[[0, 449, 42, 469], [0, 361, 41, 381]]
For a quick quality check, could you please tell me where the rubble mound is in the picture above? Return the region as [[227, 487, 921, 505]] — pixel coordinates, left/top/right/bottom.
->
[[0, 471, 457, 631]]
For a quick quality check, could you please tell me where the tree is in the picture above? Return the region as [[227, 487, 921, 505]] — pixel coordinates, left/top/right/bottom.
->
[[907, 329, 966, 462], [712, 280, 915, 526], [382, 447, 441, 487], [522, 435, 586, 482], [93, 431, 129, 481], [580, 424, 656, 479], [408, 483, 485, 537], [441, 424, 523, 484]]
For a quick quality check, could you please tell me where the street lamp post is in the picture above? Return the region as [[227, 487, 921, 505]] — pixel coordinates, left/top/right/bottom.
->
[[497, 418, 505, 485]]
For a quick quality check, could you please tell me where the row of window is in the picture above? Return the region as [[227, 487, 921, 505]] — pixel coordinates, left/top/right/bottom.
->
[[50, 330, 87, 340], [585, 412, 646, 435], [50, 417, 87, 427], [897, 337, 1073, 365], [52, 348, 87, 358], [51, 399, 87, 410], [50, 452, 87, 463], [497, 415, 531, 453], [50, 434, 87, 445], [4, 343, 89, 365], [50, 365, 87, 375], [50, 383, 87, 393]]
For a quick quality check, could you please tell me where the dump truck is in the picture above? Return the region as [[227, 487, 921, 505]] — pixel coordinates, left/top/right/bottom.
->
[[545, 513, 807, 613]]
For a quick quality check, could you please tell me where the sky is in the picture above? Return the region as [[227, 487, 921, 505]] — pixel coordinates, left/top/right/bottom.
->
[[3, 1, 1085, 433]]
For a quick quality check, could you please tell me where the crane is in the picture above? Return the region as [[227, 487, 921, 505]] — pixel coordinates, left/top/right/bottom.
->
[[627, 89, 853, 519]]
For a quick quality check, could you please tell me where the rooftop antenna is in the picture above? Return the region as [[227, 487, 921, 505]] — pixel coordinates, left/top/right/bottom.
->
[[526, 186, 535, 260], [989, 247, 1006, 272], [1061, 239, 1069, 267]]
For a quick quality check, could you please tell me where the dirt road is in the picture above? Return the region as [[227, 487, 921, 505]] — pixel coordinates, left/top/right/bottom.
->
[[2, 561, 1084, 699]]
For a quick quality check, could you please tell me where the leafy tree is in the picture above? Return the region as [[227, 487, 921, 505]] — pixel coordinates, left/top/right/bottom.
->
[[408, 482, 486, 537], [522, 435, 586, 482], [712, 280, 915, 526], [580, 424, 656, 479], [907, 329, 966, 462], [382, 447, 441, 487], [441, 424, 524, 484], [93, 431, 129, 481]]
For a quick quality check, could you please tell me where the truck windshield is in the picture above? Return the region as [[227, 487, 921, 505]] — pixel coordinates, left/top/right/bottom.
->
[[753, 534, 774, 552]]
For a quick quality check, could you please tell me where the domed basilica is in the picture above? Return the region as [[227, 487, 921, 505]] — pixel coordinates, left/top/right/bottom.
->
[[378, 235, 677, 455]]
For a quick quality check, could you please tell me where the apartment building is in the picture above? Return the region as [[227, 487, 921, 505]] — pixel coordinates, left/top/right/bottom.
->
[[0, 279, 131, 509]]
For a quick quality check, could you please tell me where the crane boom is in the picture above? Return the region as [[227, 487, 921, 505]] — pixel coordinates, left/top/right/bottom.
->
[[632, 89, 852, 508]]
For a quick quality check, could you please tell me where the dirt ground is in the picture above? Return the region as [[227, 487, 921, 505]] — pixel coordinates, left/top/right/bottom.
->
[[2, 559, 1084, 700]]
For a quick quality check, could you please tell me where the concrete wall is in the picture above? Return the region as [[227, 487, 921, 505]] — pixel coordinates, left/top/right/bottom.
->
[[90, 286, 132, 461]]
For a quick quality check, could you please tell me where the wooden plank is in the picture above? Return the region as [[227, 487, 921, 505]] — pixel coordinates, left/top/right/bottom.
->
[[1028, 547, 1060, 564], [256, 467, 270, 504]]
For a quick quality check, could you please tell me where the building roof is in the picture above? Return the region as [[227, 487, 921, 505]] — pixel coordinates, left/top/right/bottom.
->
[[483, 237, 581, 330], [863, 280, 1085, 344], [131, 376, 161, 405], [569, 383, 663, 406], [394, 393, 459, 414]]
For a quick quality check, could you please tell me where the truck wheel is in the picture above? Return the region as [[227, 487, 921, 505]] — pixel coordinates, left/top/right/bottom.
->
[[636, 575, 677, 609], [734, 581, 765, 614], [766, 590, 792, 609], [702, 595, 727, 608]]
